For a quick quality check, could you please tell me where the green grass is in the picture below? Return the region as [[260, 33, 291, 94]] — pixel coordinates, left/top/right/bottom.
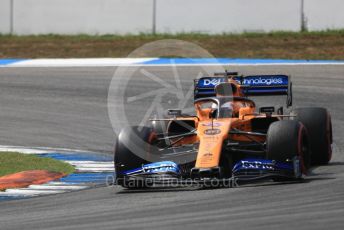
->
[[0, 152, 75, 177], [0, 30, 344, 59], [2, 29, 344, 39]]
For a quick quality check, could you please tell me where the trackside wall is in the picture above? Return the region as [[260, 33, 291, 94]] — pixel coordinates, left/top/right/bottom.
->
[[0, 0, 343, 35], [156, 0, 301, 34], [304, 0, 344, 31], [0, 0, 11, 34], [10, 0, 153, 35]]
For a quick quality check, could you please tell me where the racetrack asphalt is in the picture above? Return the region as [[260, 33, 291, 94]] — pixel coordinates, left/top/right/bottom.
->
[[0, 65, 343, 229]]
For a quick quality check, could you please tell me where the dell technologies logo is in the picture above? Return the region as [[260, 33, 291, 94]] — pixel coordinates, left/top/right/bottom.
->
[[201, 78, 223, 86], [201, 76, 285, 87], [242, 77, 284, 86]]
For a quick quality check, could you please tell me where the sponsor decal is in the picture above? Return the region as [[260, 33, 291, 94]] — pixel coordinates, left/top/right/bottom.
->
[[203, 136, 220, 140], [232, 75, 288, 86], [199, 78, 224, 87], [198, 76, 288, 88], [242, 77, 283, 86], [204, 128, 221, 135], [203, 152, 213, 157], [241, 160, 274, 170], [143, 166, 178, 174], [202, 122, 222, 127], [200, 152, 213, 164], [140, 161, 180, 174]]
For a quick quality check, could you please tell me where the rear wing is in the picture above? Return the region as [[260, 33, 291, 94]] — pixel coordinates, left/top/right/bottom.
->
[[194, 74, 292, 107]]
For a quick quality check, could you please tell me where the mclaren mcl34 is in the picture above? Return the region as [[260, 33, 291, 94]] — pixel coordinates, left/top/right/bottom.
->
[[114, 72, 332, 188]]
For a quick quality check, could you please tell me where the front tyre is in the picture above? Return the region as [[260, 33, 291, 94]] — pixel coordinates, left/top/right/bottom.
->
[[114, 126, 156, 188], [266, 120, 311, 176]]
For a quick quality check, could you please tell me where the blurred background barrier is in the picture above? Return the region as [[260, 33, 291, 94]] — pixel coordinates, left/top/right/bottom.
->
[[0, 0, 11, 34], [1, 0, 154, 35], [304, 0, 344, 31], [0, 0, 343, 35], [156, 0, 301, 34]]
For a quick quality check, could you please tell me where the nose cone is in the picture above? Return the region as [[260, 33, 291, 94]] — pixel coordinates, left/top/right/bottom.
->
[[195, 120, 231, 168]]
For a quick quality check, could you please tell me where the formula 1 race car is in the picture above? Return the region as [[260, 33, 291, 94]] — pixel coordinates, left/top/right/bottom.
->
[[114, 72, 333, 188]]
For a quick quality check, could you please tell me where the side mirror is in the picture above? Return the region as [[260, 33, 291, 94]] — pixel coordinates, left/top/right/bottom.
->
[[259, 106, 275, 114], [168, 109, 182, 117]]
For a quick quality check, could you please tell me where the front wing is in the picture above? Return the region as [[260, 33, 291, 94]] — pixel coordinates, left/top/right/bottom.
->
[[115, 157, 303, 187]]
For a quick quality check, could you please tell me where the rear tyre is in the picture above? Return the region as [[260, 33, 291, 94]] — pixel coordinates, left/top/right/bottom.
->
[[291, 107, 332, 165], [266, 120, 311, 176], [114, 126, 156, 188]]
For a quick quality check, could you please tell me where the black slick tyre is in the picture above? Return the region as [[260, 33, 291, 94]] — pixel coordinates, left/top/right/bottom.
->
[[291, 107, 332, 165], [266, 120, 311, 176], [114, 126, 156, 188]]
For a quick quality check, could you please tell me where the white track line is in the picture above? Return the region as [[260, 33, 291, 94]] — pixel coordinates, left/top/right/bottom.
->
[[0, 146, 55, 154], [76, 168, 114, 172], [65, 160, 113, 164], [3, 58, 157, 68], [75, 164, 113, 168], [47, 182, 79, 185], [4, 189, 66, 196], [28, 185, 88, 190], [2, 58, 344, 68], [0, 145, 94, 154], [64, 160, 114, 172], [127, 62, 344, 67], [66, 161, 114, 167]]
